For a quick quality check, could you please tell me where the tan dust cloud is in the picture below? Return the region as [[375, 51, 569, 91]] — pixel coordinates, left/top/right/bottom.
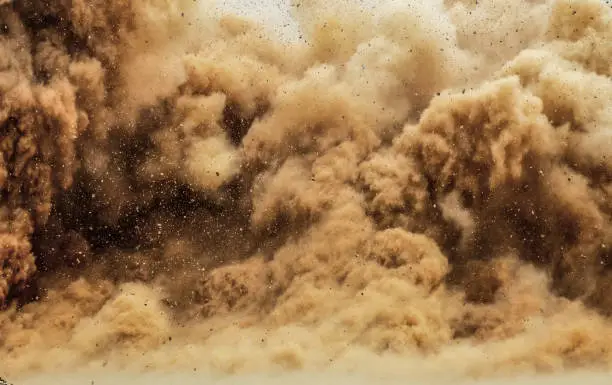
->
[[12, 368, 612, 385], [1, 0, 612, 382]]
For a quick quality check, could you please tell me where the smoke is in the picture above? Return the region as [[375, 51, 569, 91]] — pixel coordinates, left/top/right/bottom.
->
[[1, 0, 612, 382]]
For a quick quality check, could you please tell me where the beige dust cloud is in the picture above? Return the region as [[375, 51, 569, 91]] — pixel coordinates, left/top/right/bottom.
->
[[1, 0, 612, 383]]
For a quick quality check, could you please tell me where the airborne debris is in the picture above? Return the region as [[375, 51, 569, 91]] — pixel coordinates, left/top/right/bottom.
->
[[1, 0, 612, 380]]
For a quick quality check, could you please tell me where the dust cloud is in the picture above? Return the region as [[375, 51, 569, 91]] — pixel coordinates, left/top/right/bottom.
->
[[1, 0, 612, 382], [13, 370, 612, 385]]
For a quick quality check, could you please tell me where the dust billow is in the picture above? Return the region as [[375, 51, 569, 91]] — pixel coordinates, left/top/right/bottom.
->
[[1, 0, 612, 381]]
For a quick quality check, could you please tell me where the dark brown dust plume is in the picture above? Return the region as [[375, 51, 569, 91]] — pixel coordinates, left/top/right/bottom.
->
[[2, 0, 612, 380]]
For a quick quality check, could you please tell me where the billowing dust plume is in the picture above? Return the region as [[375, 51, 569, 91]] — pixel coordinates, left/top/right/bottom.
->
[[1, 0, 612, 380]]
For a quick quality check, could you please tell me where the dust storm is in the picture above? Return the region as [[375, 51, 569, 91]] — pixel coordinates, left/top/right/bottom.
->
[[1, 0, 612, 382]]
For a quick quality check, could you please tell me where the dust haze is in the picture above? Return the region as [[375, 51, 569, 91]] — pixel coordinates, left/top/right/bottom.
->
[[14, 370, 612, 385], [1, 0, 612, 383]]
